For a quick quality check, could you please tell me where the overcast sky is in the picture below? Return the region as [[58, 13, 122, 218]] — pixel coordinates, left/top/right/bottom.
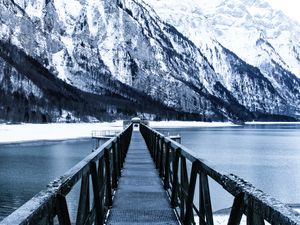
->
[[266, 0, 300, 23]]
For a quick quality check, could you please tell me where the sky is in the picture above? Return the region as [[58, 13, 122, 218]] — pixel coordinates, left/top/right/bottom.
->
[[266, 0, 300, 23]]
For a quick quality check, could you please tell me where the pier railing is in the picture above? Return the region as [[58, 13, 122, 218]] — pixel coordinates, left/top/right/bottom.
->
[[91, 130, 121, 138], [140, 123, 300, 225], [0, 124, 133, 225]]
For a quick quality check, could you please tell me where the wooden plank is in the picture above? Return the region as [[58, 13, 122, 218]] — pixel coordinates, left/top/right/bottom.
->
[[106, 131, 179, 225]]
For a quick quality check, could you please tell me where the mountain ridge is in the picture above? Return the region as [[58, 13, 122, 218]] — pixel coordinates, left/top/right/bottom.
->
[[0, 0, 299, 122]]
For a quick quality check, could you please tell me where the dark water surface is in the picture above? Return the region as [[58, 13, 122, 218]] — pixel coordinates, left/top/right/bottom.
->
[[0, 139, 95, 221], [0, 124, 300, 220]]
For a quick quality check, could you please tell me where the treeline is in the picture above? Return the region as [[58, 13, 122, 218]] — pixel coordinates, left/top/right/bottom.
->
[[0, 41, 206, 123]]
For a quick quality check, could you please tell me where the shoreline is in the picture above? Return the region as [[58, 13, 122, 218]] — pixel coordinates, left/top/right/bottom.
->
[[245, 121, 300, 125], [1, 121, 300, 145], [0, 121, 123, 145], [0, 137, 91, 147], [149, 121, 239, 128]]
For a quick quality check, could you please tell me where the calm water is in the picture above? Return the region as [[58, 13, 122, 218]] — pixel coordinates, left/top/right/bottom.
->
[[158, 124, 300, 211], [0, 124, 300, 220], [0, 139, 96, 221]]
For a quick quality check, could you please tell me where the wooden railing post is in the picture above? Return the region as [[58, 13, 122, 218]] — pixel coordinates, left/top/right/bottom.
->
[[200, 172, 214, 225], [164, 141, 171, 190], [104, 148, 113, 208], [184, 161, 200, 225], [112, 142, 118, 189], [153, 134, 157, 161], [97, 158, 105, 223], [180, 156, 189, 221], [227, 193, 245, 225], [56, 194, 71, 225], [247, 199, 265, 225], [155, 136, 160, 169], [91, 161, 103, 225], [171, 148, 180, 208], [117, 137, 122, 170], [159, 137, 164, 177], [76, 174, 90, 225]]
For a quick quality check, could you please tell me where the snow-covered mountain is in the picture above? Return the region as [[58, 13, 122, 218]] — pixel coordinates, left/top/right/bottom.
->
[[143, 0, 300, 118], [0, 0, 299, 122]]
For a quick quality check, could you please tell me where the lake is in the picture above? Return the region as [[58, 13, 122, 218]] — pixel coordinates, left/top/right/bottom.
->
[[158, 123, 300, 211], [0, 139, 96, 221], [0, 124, 299, 221]]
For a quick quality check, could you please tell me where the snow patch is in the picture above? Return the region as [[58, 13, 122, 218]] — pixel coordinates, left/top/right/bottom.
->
[[53, 0, 83, 35], [0, 121, 123, 144], [52, 50, 68, 81], [0, 23, 10, 41]]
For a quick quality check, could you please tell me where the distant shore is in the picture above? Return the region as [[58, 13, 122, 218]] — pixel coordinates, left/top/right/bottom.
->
[[0, 121, 123, 144], [149, 121, 238, 128], [1, 121, 299, 144], [245, 121, 300, 124]]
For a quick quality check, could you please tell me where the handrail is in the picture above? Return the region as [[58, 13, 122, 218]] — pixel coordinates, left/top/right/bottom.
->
[[91, 130, 120, 138], [0, 124, 133, 225], [140, 123, 300, 225]]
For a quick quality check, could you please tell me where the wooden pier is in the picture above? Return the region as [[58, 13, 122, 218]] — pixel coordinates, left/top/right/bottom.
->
[[1, 123, 300, 225], [107, 131, 178, 224]]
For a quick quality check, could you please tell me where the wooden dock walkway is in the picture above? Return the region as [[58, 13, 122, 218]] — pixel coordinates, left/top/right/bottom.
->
[[107, 131, 179, 224]]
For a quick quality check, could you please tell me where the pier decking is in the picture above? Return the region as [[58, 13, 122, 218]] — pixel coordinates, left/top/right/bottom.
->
[[107, 131, 178, 224]]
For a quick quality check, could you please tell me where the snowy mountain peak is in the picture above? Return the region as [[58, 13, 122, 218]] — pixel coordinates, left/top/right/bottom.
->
[[0, 0, 300, 122]]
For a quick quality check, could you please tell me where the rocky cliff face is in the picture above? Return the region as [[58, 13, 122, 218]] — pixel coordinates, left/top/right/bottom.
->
[[143, 0, 300, 118], [0, 0, 299, 122]]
